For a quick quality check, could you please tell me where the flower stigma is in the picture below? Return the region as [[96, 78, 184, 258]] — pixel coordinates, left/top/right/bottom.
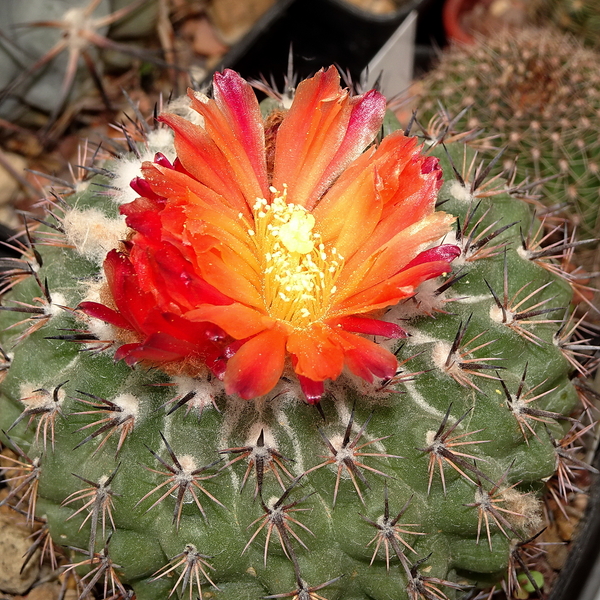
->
[[248, 186, 344, 328]]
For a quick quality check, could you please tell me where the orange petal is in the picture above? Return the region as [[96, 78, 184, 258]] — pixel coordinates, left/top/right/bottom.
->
[[185, 303, 272, 340], [312, 150, 382, 260], [316, 131, 441, 261], [188, 86, 268, 207], [357, 212, 455, 288], [271, 67, 344, 197], [142, 167, 263, 305], [369, 132, 427, 210], [158, 114, 254, 216], [335, 259, 454, 315], [333, 329, 398, 382], [358, 176, 440, 259], [181, 203, 261, 292], [272, 67, 370, 208], [224, 328, 287, 399], [153, 195, 259, 279], [211, 70, 269, 194], [189, 250, 264, 309], [287, 325, 345, 382], [142, 159, 246, 218], [313, 88, 387, 209], [335, 212, 455, 302]]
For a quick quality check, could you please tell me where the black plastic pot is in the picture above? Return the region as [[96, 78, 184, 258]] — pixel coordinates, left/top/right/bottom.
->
[[207, 0, 442, 89], [549, 439, 600, 600], [0, 222, 22, 259]]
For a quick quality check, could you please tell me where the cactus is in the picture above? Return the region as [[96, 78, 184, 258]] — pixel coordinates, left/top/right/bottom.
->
[[0, 0, 159, 131], [0, 66, 596, 600], [415, 27, 600, 239], [529, 0, 600, 48]]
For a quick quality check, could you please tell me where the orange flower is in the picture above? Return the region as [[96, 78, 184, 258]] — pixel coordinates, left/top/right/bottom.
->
[[81, 67, 458, 403]]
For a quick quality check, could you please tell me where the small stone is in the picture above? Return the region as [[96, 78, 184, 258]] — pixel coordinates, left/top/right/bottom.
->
[[180, 16, 229, 57], [543, 523, 569, 570], [207, 0, 277, 44], [17, 582, 59, 600], [0, 512, 40, 595], [557, 516, 575, 541], [0, 151, 27, 206]]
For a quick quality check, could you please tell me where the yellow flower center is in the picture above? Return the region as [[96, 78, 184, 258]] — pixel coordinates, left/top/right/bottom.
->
[[247, 187, 344, 327], [278, 209, 315, 254]]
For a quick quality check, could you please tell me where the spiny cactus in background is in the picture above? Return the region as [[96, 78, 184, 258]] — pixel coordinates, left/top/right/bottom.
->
[[415, 27, 600, 239], [0, 0, 159, 134], [529, 0, 600, 48], [0, 67, 598, 600]]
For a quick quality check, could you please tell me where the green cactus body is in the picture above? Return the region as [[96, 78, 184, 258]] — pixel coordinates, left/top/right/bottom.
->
[[0, 68, 589, 600], [417, 27, 600, 239], [530, 0, 600, 48]]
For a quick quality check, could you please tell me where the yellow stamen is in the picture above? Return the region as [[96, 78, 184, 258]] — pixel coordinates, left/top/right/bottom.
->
[[249, 187, 343, 327], [278, 210, 315, 254]]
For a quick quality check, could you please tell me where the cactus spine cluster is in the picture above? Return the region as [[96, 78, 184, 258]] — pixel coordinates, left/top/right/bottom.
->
[[0, 69, 596, 600], [416, 27, 600, 239], [0, 0, 159, 128]]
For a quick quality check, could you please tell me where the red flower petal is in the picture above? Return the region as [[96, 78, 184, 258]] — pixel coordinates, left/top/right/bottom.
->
[[211, 69, 269, 195], [120, 196, 164, 239], [297, 375, 325, 405], [129, 239, 233, 310], [224, 328, 287, 399], [103, 249, 158, 331], [78, 301, 134, 331], [334, 329, 398, 382], [317, 89, 387, 198], [305, 88, 387, 210], [403, 244, 462, 269], [116, 333, 198, 364], [287, 326, 345, 382], [336, 315, 407, 338]]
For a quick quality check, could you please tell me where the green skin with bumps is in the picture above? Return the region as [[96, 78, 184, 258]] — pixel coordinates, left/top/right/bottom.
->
[[0, 133, 580, 600], [531, 0, 600, 49], [417, 28, 600, 239]]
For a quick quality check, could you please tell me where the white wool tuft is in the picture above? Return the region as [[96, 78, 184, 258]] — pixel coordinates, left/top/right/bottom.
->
[[63, 208, 128, 266], [173, 376, 224, 414], [19, 382, 66, 409], [112, 393, 140, 421], [111, 128, 176, 206], [46, 292, 67, 318], [146, 127, 177, 149], [431, 340, 453, 373], [109, 94, 206, 205], [166, 95, 205, 126], [448, 180, 474, 203]]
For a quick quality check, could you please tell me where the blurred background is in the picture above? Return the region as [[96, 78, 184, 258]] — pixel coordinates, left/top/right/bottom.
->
[[1, 0, 598, 229]]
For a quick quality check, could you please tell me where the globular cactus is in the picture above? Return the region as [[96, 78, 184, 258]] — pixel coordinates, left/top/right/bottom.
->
[[415, 27, 600, 239], [529, 0, 600, 48], [0, 67, 596, 600]]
